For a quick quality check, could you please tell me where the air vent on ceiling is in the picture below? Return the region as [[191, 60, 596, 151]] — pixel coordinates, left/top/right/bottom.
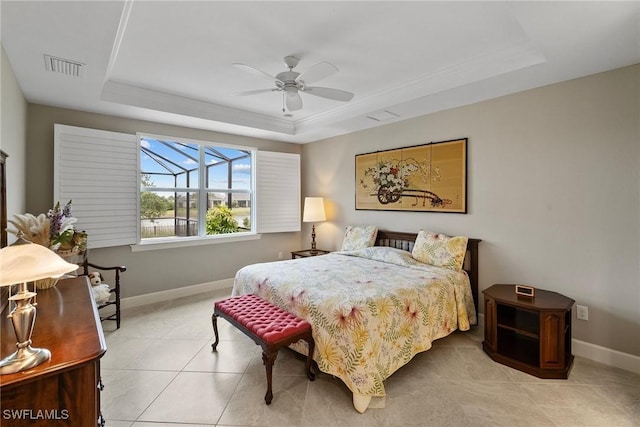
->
[[43, 54, 86, 77], [366, 110, 400, 122]]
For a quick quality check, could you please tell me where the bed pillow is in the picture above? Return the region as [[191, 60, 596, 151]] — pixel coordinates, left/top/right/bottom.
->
[[341, 226, 378, 251], [411, 231, 468, 271], [337, 246, 422, 268]]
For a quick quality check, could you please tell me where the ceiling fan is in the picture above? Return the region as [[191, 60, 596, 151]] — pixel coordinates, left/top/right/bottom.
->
[[233, 55, 354, 112]]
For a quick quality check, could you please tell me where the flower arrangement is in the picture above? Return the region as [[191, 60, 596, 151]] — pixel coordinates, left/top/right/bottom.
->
[[8, 200, 87, 254], [363, 160, 419, 194], [7, 201, 87, 289]]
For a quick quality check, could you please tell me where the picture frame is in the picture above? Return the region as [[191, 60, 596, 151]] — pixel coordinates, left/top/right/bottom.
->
[[355, 138, 467, 213]]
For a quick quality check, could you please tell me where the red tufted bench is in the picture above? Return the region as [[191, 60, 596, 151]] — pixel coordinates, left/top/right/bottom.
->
[[211, 293, 315, 404]]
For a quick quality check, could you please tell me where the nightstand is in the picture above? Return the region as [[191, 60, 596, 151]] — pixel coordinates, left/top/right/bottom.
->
[[483, 284, 575, 379], [291, 249, 330, 259]]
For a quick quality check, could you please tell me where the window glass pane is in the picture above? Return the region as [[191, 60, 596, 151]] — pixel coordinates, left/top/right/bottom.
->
[[231, 157, 252, 190], [140, 191, 199, 238], [140, 191, 176, 238], [173, 161, 199, 189], [204, 148, 225, 166], [206, 162, 228, 189], [205, 192, 251, 234], [140, 138, 199, 189], [176, 192, 199, 236], [204, 145, 251, 190], [231, 193, 252, 231]]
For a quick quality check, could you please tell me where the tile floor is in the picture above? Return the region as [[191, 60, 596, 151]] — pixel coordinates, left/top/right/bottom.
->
[[101, 289, 640, 427]]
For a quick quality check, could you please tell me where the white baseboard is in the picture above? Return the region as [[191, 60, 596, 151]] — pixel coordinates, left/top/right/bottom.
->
[[477, 313, 640, 375], [572, 339, 640, 375], [121, 278, 233, 310]]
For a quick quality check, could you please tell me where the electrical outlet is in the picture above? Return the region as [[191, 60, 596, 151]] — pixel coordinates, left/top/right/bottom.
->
[[576, 305, 589, 321], [278, 251, 283, 260]]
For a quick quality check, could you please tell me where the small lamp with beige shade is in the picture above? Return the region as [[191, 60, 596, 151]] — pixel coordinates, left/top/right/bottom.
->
[[0, 234, 78, 374], [302, 197, 326, 254]]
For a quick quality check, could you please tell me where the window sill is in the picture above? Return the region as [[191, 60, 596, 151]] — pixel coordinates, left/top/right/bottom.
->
[[130, 233, 262, 252]]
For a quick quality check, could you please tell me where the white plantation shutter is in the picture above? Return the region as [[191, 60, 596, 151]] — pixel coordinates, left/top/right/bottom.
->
[[255, 151, 300, 233], [54, 124, 139, 248]]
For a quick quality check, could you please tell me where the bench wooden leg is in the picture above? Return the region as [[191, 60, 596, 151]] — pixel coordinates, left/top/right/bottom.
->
[[305, 337, 316, 381], [262, 350, 278, 404], [211, 313, 220, 351]]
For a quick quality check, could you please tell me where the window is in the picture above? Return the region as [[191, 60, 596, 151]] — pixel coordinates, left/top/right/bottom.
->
[[140, 135, 253, 240], [54, 124, 300, 250]]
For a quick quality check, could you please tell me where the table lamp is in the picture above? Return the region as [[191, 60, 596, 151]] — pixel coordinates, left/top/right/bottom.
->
[[302, 197, 326, 253], [0, 234, 78, 374]]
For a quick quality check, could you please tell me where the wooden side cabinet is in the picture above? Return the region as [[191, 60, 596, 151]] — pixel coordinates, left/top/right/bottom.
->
[[0, 277, 107, 426], [482, 284, 575, 379]]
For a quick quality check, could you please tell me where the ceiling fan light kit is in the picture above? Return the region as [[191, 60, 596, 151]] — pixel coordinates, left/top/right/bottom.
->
[[234, 55, 354, 112]]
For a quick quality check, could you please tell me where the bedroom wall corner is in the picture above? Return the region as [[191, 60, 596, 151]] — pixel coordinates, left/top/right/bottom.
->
[[301, 63, 640, 361], [0, 43, 28, 235]]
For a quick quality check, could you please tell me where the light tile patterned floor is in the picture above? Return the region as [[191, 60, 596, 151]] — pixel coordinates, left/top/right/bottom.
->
[[101, 289, 640, 426]]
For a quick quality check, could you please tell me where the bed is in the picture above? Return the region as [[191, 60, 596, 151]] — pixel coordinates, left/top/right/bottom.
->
[[232, 230, 481, 412]]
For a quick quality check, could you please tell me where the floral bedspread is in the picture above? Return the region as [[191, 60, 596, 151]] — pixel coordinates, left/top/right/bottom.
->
[[232, 246, 476, 397]]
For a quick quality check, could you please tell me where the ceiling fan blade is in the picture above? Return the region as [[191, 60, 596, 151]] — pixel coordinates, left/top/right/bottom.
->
[[286, 91, 303, 111], [296, 62, 338, 85], [303, 86, 354, 102], [233, 63, 281, 83], [235, 88, 278, 96]]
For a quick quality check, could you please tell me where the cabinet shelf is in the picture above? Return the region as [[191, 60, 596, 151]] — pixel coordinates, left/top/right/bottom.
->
[[483, 284, 575, 379], [497, 329, 540, 367], [496, 303, 539, 335], [496, 323, 539, 339]]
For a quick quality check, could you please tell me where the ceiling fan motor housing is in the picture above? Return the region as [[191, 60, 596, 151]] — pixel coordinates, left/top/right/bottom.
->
[[283, 55, 299, 69], [276, 70, 301, 84]]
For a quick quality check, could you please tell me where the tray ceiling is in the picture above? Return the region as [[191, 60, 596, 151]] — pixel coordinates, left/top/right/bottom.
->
[[2, 1, 638, 143]]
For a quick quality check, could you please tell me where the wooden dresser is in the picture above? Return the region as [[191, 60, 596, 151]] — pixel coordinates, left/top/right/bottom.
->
[[0, 276, 107, 426]]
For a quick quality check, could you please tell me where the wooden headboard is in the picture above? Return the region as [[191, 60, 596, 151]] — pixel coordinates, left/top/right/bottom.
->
[[375, 230, 481, 322]]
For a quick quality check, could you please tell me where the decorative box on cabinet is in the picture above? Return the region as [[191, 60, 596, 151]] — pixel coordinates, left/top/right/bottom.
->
[[482, 284, 575, 379], [0, 277, 107, 426]]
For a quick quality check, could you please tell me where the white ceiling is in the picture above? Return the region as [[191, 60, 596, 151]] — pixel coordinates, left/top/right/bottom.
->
[[2, 1, 639, 143]]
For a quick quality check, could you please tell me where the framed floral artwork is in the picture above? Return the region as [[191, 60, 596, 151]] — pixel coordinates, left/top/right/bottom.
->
[[355, 138, 467, 213]]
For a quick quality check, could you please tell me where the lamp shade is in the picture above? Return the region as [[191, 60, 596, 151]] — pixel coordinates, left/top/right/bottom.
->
[[0, 240, 78, 287], [302, 197, 326, 222]]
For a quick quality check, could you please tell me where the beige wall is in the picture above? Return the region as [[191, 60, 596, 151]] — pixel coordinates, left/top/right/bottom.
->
[[27, 104, 302, 297], [302, 64, 640, 357], [15, 57, 640, 356], [1, 44, 28, 229]]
